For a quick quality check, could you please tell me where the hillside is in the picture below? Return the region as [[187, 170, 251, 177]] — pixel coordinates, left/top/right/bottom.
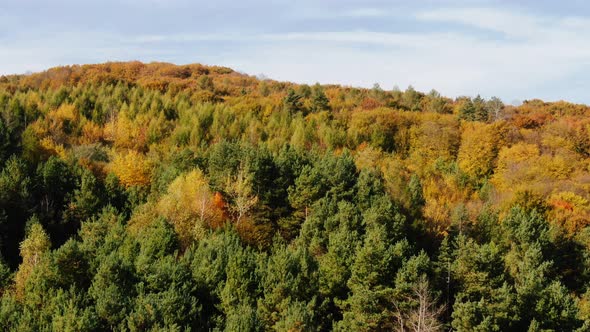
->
[[0, 61, 590, 330]]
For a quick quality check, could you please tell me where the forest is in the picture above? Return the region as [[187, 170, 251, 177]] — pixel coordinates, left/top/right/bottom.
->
[[0, 61, 589, 331]]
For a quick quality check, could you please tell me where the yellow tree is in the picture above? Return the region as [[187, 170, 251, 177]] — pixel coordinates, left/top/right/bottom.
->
[[457, 121, 506, 179], [46, 103, 79, 145], [105, 110, 149, 152], [409, 113, 460, 174], [79, 120, 104, 145], [14, 221, 51, 300], [225, 164, 258, 226], [157, 169, 223, 246], [548, 191, 590, 234], [110, 150, 152, 187], [492, 143, 541, 192]]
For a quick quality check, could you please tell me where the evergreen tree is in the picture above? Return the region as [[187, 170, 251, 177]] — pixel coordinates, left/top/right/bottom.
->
[[473, 95, 489, 122], [0, 157, 33, 267], [311, 83, 330, 112], [284, 88, 304, 114], [89, 253, 136, 329], [408, 174, 425, 217], [257, 240, 319, 330], [336, 227, 410, 331], [402, 85, 422, 111], [63, 168, 104, 241], [14, 218, 51, 300], [457, 98, 476, 121]]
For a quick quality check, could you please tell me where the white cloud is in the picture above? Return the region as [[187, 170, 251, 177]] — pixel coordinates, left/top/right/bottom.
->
[[2, 5, 590, 103], [416, 7, 590, 44], [225, 8, 590, 102], [416, 8, 544, 38], [207, 23, 590, 101]]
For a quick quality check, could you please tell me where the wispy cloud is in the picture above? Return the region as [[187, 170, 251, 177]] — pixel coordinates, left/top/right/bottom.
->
[[417, 7, 590, 44], [2, 2, 590, 103], [416, 8, 543, 38]]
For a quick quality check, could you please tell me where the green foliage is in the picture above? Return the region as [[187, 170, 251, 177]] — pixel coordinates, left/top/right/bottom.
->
[[284, 88, 304, 114], [0, 61, 588, 330], [257, 241, 319, 330], [408, 173, 425, 216], [0, 258, 11, 291], [311, 83, 330, 113], [89, 253, 136, 328], [0, 156, 32, 266], [63, 168, 104, 238], [402, 85, 423, 111]]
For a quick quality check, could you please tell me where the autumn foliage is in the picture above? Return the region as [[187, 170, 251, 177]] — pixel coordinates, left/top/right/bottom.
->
[[0, 61, 590, 330]]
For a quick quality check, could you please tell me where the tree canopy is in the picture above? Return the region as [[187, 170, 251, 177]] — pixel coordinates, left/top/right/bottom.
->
[[0, 61, 589, 330]]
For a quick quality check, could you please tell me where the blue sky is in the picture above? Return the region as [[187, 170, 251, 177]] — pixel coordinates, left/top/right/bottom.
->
[[2, 0, 590, 103]]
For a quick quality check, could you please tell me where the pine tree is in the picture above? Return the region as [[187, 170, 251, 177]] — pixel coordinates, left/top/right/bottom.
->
[[457, 98, 476, 121], [336, 226, 410, 331], [64, 168, 104, 237], [408, 174, 425, 217], [284, 88, 304, 114], [311, 83, 330, 112], [473, 95, 489, 122]]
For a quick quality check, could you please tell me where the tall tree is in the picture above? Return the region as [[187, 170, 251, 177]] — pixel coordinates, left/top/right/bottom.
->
[[311, 83, 330, 112], [284, 88, 304, 114], [14, 218, 51, 300]]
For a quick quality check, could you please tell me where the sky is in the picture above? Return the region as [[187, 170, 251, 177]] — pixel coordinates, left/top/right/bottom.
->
[[2, 0, 590, 103]]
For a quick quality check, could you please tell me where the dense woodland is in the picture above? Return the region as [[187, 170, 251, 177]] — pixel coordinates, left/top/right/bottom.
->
[[0, 61, 590, 331]]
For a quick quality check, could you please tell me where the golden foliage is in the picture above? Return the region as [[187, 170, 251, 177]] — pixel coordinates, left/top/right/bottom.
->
[[157, 169, 224, 246], [492, 143, 540, 192], [409, 113, 460, 173], [457, 121, 506, 179], [493, 142, 579, 198], [14, 223, 51, 300], [381, 155, 411, 208], [422, 174, 470, 234], [39, 137, 67, 159], [548, 191, 590, 234], [79, 121, 104, 145], [110, 150, 152, 187], [24, 103, 81, 151], [18, 61, 244, 96], [9, 60, 590, 247], [108, 111, 148, 152], [354, 144, 384, 171]]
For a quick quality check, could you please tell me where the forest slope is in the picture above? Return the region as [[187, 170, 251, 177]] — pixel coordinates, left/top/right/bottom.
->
[[0, 61, 589, 330]]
